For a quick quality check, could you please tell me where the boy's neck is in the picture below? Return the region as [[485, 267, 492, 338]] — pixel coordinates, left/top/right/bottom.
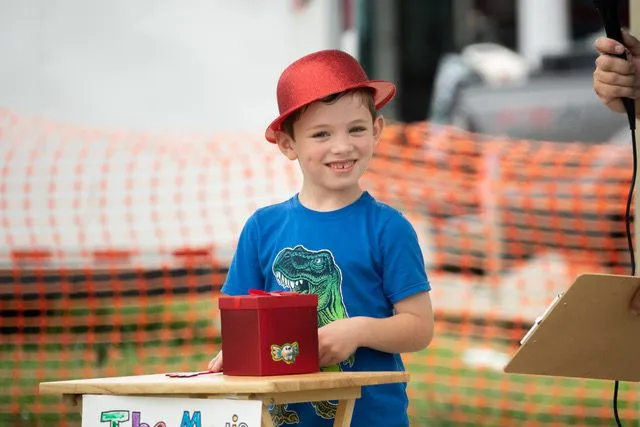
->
[[297, 185, 364, 212]]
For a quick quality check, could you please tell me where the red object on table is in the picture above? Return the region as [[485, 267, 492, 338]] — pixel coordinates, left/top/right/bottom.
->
[[218, 290, 319, 376]]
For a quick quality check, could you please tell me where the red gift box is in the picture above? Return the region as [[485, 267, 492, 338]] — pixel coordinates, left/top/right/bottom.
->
[[219, 289, 319, 376]]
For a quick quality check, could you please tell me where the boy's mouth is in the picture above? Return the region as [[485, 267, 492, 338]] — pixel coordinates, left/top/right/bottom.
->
[[326, 160, 355, 171]]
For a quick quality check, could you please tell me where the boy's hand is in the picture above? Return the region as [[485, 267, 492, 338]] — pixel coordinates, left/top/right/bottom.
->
[[593, 31, 640, 115], [318, 318, 361, 367], [207, 350, 223, 372]]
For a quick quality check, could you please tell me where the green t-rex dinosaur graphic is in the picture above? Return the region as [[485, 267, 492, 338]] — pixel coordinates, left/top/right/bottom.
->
[[269, 245, 355, 424]]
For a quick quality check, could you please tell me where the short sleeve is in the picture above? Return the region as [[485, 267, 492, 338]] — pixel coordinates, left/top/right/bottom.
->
[[221, 214, 265, 296], [380, 212, 431, 304]]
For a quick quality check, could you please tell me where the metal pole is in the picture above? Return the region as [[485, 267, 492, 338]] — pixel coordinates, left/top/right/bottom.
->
[[517, 0, 570, 69], [452, 0, 475, 50], [372, 0, 399, 120], [328, 0, 342, 50]]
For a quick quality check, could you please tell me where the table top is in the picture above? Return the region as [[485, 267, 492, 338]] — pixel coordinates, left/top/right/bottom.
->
[[39, 371, 410, 396]]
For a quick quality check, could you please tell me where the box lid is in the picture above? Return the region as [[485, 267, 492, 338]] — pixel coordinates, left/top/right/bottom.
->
[[218, 290, 318, 310]]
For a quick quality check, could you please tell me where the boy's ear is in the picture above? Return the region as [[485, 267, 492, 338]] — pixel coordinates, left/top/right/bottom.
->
[[275, 131, 298, 160], [373, 115, 385, 146]]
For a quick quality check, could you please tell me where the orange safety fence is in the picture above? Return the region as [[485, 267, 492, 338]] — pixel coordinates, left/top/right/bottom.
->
[[1, 108, 639, 426]]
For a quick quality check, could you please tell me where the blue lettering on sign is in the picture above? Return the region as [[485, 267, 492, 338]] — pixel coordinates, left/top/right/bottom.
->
[[180, 411, 202, 427]]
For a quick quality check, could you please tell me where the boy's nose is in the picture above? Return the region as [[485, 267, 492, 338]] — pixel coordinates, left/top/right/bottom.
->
[[330, 135, 353, 153]]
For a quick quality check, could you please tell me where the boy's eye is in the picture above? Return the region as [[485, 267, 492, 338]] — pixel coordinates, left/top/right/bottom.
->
[[312, 131, 330, 138], [350, 126, 367, 133]]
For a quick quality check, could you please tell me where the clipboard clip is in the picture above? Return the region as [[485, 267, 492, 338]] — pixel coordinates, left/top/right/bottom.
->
[[520, 292, 564, 345]]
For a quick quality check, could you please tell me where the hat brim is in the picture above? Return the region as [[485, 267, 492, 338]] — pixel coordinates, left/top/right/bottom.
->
[[264, 80, 396, 143]]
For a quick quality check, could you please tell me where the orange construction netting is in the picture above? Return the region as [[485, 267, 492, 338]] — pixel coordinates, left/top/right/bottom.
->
[[1, 108, 639, 426]]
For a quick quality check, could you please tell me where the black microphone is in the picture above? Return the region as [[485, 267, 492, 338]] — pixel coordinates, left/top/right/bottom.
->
[[593, 0, 636, 130]]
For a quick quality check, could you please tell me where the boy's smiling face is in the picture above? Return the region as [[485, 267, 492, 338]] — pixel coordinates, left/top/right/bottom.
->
[[275, 91, 384, 202]]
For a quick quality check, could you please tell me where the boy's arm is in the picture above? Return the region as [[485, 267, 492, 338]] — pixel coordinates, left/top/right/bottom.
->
[[353, 291, 433, 354], [355, 211, 434, 354], [318, 212, 434, 366], [318, 295, 433, 366]]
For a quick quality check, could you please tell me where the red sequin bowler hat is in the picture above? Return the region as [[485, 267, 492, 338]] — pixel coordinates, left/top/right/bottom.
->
[[265, 49, 396, 143]]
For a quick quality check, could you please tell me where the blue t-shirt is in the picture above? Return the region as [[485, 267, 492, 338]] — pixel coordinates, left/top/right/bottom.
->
[[222, 191, 431, 427]]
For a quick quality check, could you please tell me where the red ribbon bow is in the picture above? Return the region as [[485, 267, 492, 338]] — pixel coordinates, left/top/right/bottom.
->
[[249, 289, 296, 296], [228, 289, 298, 309]]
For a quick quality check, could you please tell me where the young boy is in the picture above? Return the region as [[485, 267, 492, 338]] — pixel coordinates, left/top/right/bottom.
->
[[208, 49, 434, 426]]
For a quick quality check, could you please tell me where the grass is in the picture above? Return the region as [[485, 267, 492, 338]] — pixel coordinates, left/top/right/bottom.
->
[[0, 293, 221, 427], [2, 294, 640, 426], [405, 333, 640, 426]]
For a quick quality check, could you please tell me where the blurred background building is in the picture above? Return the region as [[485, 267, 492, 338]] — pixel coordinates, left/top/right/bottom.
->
[[0, 0, 630, 134]]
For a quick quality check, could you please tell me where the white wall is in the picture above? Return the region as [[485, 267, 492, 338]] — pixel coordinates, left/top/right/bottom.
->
[[0, 0, 337, 134]]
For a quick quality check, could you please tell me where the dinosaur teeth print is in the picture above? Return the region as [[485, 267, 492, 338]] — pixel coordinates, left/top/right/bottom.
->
[[275, 272, 303, 289]]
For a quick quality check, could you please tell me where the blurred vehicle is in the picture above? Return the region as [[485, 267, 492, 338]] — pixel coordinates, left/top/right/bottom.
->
[[429, 35, 628, 143]]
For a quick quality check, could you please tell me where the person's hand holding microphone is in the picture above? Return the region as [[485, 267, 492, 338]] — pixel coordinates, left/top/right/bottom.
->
[[593, 30, 640, 115], [593, 29, 640, 314]]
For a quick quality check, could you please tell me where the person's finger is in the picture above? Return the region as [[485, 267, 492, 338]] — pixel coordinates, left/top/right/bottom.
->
[[594, 80, 640, 101], [207, 352, 223, 371], [318, 344, 340, 367], [593, 68, 640, 100], [208, 352, 220, 369], [595, 54, 636, 75], [593, 82, 629, 115], [594, 36, 626, 56], [320, 355, 338, 367], [317, 328, 330, 366], [211, 357, 223, 372], [622, 30, 640, 56], [319, 350, 328, 367], [593, 68, 638, 88], [320, 356, 329, 367], [319, 345, 333, 367]]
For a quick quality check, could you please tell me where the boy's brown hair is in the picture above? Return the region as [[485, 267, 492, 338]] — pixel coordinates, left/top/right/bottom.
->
[[280, 87, 378, 141]]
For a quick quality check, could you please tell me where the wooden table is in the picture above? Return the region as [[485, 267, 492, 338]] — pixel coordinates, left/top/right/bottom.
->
[[39, 370, 409, 426]]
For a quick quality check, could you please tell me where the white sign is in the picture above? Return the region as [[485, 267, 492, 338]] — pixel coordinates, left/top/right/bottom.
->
[[82, 395, 262, 427]]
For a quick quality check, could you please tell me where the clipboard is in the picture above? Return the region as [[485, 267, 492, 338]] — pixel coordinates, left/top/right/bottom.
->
[[503, 273, 640, 382]]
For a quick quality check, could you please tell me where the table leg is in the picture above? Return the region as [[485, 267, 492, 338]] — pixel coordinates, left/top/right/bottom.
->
[[332, 399, 355, 427], [261, 404, 273, 427], [62, 394, 81, 407]]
